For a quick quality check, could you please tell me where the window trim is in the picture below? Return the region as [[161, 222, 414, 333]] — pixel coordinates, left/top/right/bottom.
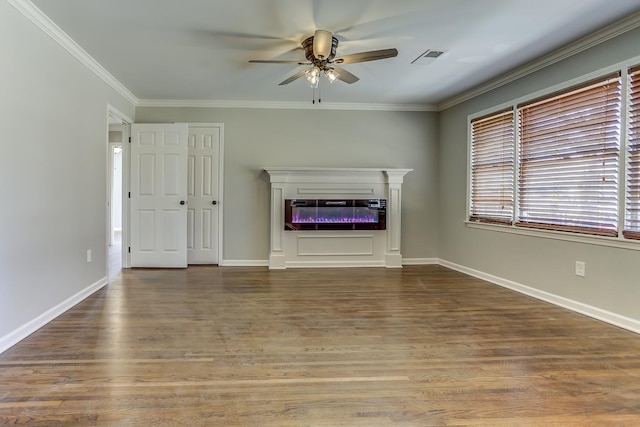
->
[[466, 220, 640, 251], [624, 65, 640, 240], [467, 56, 640, 250]]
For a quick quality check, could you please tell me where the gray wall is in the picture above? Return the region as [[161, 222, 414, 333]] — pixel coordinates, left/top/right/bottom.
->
[[0, 1, 134, 341], [135, 107, 439, 262], [438, 28, 640, 320]]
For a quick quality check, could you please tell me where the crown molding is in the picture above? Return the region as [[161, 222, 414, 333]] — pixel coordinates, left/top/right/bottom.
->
[[438, 10, 640, 111], [18, 0, 638, 113], [135, 98, 438, 112], [8, 0, 139, 106]]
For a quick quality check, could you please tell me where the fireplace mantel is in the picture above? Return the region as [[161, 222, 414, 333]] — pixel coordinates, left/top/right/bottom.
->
[[264, 167, 412, 269], [264, 167, 413, 183]]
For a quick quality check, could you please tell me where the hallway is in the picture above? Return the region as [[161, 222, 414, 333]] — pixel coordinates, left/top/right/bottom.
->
[[108, 231, 122, 280]]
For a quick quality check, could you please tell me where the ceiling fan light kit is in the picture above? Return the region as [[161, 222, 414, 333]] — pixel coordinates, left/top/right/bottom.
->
[[305, 66, 321, 88], [324, 68, 339, 83], [249, 29, 398, 97]]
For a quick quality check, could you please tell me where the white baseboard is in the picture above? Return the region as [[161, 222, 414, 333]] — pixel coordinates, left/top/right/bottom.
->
[[219, 259, 269, 267], [221, 258, 439, 268], [438, 259, 640, 335], [0, 277, 108, 354], [403, 258, 439, 265], [4, 260, 637, 355]]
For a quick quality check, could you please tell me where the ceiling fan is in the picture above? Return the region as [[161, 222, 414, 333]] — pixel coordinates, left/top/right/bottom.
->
[[249, 30, 398, 87]]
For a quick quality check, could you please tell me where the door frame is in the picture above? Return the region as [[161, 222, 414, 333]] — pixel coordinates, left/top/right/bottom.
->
[[114, 120, 225, 269], [106, 105, 133, 274], [188, 123, 225, 265], [108, 141, 122, 246]]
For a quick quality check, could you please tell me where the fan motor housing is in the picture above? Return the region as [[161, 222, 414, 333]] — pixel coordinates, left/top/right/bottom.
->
[[302, 35, 339, 63]]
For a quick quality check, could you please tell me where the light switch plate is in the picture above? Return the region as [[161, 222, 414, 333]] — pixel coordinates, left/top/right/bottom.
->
[[575, 261, 585, 277]]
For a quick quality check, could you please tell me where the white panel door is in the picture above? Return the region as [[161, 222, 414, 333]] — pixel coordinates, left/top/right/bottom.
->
[[187, 126, 220, 264], [130, 123, 188, 267]]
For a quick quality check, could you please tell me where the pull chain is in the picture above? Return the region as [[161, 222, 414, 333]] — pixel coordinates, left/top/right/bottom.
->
[[310, 80, 323, 104]]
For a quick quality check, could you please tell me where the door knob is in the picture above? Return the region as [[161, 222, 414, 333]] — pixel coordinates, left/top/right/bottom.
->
[[212, 200, 217, 205], [179, 200, 185, 205]]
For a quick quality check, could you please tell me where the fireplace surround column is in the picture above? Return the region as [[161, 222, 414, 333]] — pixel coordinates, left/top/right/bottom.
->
[[264, 167, 412, 269], [384, 170, 408, 268], [268, 182, 286, 269]]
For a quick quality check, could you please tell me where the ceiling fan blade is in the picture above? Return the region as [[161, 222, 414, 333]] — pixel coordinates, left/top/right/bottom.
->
[[249, 60, 310, 65], [313, 30, 333, 59], [332, 66, 359, 84], [279, 69, 308, 86], [334, 48, 398, 64], [209, 29, 289, 41]]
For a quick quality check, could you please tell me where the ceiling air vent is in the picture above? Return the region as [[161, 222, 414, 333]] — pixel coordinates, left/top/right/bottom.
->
[[411, 49, 448, 65]]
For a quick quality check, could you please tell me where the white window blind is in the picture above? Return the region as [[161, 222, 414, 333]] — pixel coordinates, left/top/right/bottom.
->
[[517, 73, 622, 236], [469, 110, 514, 224], [625, 66, 640, 240]]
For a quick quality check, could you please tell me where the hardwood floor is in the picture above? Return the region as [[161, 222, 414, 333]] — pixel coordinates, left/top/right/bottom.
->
[[1, 265, 640, 425], [108, 231, 122, 280]]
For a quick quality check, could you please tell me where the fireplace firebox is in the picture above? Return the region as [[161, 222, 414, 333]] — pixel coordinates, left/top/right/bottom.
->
[[285, 199, 386, 230]]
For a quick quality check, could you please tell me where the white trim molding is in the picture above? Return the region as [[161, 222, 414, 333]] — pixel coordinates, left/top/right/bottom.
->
[[13, 0, 640, 113], [439, 10, 640, 110], [3, 0, 432, 112], [402, 258, 439, 265], [0, 277, 108, 354], [220, 258, 440, 267], [439, 259, 640, 335], [7, 0, 138, 106], [467, 221, 640, 252], [5, 0, 435, 113], [3, 261, 638, 354], [136, 99, 437, 112], [219, 259, 269, 267]]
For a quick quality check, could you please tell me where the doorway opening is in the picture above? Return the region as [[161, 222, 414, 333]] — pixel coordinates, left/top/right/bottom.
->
[[107, 106, 132, 282], [108, 142, 122, 277]]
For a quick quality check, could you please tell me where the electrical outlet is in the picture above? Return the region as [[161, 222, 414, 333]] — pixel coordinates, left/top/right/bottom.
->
[[86, 249, 92, 263], [575, 261, 585, 277]]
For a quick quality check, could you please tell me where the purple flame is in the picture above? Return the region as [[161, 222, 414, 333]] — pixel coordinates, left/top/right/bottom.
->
[[292, 213, 377, 224]]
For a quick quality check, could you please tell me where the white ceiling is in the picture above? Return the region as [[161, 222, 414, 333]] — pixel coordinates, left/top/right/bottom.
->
[[30, 0, 640, 108]]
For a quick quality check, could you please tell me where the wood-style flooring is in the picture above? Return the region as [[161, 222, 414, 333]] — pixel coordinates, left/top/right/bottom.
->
[[1, 265, 640, 426]]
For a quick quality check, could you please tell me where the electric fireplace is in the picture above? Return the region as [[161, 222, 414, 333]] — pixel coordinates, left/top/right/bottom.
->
[[285, 199, 386, 230], [265, 167, 412, 269]]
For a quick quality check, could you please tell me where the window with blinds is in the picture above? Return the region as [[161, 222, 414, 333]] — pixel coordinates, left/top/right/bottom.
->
[[469, 110, 514, 224], [516, 73, 622, 236], [626, 66, 640, 240]]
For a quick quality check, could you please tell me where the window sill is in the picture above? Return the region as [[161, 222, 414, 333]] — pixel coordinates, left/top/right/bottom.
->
[[465, 221, 640, 251]]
